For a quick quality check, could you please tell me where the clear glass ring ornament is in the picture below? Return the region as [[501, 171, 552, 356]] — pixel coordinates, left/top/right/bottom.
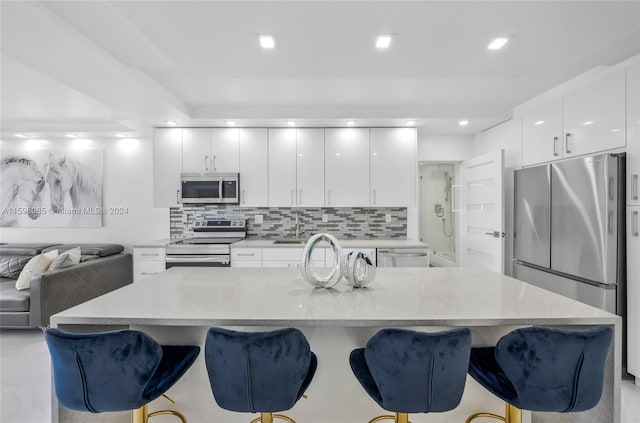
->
[[344, 251, 376, 288], [300, 233, 344, 288]]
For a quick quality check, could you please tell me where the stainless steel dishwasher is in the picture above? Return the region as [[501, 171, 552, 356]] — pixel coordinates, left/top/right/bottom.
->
[[376, 248, 429, 267]]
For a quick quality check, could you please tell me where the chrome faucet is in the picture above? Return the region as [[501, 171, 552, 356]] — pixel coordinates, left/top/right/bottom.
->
[[295, 211, 306, 239]]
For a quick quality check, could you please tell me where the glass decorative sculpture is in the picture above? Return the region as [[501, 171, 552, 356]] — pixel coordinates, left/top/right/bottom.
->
[[344, 251, 376, 288], [300, 233, 344, 288]]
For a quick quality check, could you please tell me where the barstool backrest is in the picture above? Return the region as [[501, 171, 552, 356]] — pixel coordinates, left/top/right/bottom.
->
[[205, 327, 314, 413], [364, 327, 471, 413], [45, 329, 163, 412], [495, 326, 612, 412]]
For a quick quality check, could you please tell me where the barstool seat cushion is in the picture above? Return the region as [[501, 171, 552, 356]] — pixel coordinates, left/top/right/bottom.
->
[[205, 327, 317, 413], [468, 326, 612, 412], [349, 327, 471, 413], [45, 329, 200, 413]]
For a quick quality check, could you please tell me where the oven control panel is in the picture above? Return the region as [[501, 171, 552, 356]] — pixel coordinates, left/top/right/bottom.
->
[[193, 219, 245, 228]]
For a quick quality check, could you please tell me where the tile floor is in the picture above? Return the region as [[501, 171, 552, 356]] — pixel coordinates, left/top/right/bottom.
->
[[1, 329, 639, 423]]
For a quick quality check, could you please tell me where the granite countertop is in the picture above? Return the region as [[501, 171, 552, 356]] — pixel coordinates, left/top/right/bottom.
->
[[51, 267, 617, 328], [232, 239, 429, 249]]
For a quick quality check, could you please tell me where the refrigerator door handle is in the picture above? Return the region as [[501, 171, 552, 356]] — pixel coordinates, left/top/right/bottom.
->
[[634, 211, 639, 237], [633, 174, 639, 201], [608, 211, 614, 234]]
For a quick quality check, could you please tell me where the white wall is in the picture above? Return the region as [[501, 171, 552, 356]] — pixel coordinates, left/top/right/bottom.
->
[[478, 118, 522, 276], [0, 137, 168, 250]]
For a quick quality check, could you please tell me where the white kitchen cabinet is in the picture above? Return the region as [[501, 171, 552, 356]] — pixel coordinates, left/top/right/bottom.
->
[[262, 247, 324, 268], [627, 206, 640, 378], [325, 128, 370, 206], [153, 128, 183, 207], [268, 128, 297, 207], [563, 67, 626, 158], [521, 98, 564, 166], [370, 128, 417, 206], [296, 129, 325, 206], [182, 128, 239, 173], [231, 247, 262, 268], [133, 247, 165, 282], [628, 61, 640, 206], [239, 129, 269, 207]]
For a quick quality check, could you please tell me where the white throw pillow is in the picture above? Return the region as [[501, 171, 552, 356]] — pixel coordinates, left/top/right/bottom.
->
[[15, 250, 58, 291], [48, 247, 81, 270]]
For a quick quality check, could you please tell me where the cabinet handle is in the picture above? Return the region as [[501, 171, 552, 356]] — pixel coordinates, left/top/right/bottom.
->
[[372, 189, 376, 205], [327, 190, 331, 205], [242, 189, 246, 205], [299, 190, 302, 205], [204, 155, 209, 172], [565, 132, 572, 154], [291, 190, 295, 205], [141, 272, 159, 275], [213, 155, 217, 171], [141, 253, 159, 257], [634, 211, 639, 237], [633, 174, 638, 201], [236, 253, 255, 257], [176, 189, 181, 204], [553, 136, 559, 157]]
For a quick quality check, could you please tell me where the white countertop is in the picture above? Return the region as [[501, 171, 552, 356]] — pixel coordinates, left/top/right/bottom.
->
[[132, 238, 173, 248], [51, 267, 617, 327], [232, 239, 429, 249]]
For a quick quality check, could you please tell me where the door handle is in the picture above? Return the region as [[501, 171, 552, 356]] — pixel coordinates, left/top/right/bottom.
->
[[608, 211, 613, 234], [565, 132, 572, 154], [485, 231, 505, 238], [633, 174, 638, 201], [204, 155, 209, 171], [218, 180, 223, 201], [553, 136, 559, 157], [633, 211, 639, 237]]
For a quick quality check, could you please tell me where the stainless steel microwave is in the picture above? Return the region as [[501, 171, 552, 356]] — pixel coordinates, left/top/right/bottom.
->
[[180, 173, 239, 204]]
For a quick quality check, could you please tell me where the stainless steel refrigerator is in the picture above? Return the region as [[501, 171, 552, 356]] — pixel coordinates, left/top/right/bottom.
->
[[513, 153, 626, 316]]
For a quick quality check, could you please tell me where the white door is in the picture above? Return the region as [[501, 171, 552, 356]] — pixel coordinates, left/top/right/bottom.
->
[[268, 128, 297, 207], [296, 128, 324, 206], [182, 128, 211, 172], [211, 128, 240, 172], [459, 150, 504, 273], [370, 128, 417, 206], [239, 128, 268, 207], [153, 128, 182, 207], [325, 128, 370, 207]]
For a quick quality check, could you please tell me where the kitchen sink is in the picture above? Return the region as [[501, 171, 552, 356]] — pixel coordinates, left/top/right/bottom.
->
[[272, 239, 307, 245]]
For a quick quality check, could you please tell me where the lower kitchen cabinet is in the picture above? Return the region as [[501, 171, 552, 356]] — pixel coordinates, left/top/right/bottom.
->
[[231, 247, 262, 268], [133, 247, 166, 282], [628, 206, 640, 379]]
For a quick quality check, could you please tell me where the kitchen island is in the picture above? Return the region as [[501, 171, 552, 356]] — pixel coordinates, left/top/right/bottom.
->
[[51, 267, 621, 423]]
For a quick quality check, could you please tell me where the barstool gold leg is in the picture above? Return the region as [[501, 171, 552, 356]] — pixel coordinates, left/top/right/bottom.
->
[[465, 402, 522, 423], [249, 413, 296, 423], [132, 405, 148, 423], [148, 409, 188, 423], [396, 412, 409, 423], [367, 413, 412, 423]]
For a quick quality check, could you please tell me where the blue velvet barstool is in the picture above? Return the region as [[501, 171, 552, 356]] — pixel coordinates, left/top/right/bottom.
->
[[45, 328, 200, 423], [349, 327, 472, 423], [466, 326, 613, 423], [204, 327, 317, 423]]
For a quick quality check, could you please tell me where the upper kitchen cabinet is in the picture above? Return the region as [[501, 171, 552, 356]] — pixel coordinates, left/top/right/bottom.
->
[[153, 128, 182, 207], [628, 61, 640, 206], [562, 67, 626, 158], [370, 128, 417, 206], [239, 128, 268, 207], [296, 129, 324, 207], [325, 128, 370, 207], [521, 98, 563, 166], [182, 128, 239, 173], [268, 128, 298, 207]]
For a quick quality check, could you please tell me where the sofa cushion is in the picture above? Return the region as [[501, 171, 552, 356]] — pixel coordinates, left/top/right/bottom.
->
[[15, 250, 58, 291], [0, 243, 61, 257], [0, 279, 30, 312], [42, 244, 124, 257], [48, 247, 82, 271], [0, 256, 32, 279]]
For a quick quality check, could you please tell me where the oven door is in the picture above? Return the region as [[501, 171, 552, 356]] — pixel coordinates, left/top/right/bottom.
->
[[165, 255, 230, 268]]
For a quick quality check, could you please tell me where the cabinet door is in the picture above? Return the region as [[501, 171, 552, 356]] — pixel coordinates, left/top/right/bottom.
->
[[628, 62, 640, 205], [521, 98, 563, 166], [627, 206, 640, 377], [182, 128, 212, 172], [153, 128, 183, 207], [212, 128, 240, 172], [563, 67, 626, 157], [296, 129, 324, 206], [370, 128, 417, 206], [239, 129, 268, 207], [268, 129, 297, 206], [325, 128, 370, 206]]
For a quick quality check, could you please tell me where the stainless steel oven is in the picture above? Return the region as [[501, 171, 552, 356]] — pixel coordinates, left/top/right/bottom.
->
[[180, 173, 239, 204], [166, 219, 246, 268]]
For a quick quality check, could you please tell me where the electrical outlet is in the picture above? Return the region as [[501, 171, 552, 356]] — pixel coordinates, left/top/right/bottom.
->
[[385, 213, 392, 223], [254, 214, 263, 224], [322, 214, 328, 223]]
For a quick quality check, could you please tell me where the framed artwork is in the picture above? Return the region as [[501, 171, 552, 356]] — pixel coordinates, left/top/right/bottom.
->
[[0, 150, 103, 227]]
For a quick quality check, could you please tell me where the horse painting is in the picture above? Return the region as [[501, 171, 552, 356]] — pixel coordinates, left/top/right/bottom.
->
[[0, 157, 46, 227], [44, 153, 102, 214]]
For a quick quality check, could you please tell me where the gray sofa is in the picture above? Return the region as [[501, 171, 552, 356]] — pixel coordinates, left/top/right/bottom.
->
[[0, 243, 133, 328]]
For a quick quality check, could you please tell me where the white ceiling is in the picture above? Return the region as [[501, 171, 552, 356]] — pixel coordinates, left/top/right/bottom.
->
[[1, 1, 639, 139]]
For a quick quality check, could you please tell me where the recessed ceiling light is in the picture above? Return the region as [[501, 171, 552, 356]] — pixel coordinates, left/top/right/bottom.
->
[[115, 133, 125, 138], [376, 35, 392, 49], [405, 120, 416, 126], [259, 35, 276, 49], [346, 120, 355, 126], [583, 121, 594, 126], [226, 121, 237, 126], [534, 121, 545, 125], [287, 121, 296, 126], [165, 121, 177, 126], [14, 133, 26, 138], [488, 37, 509, 50], [65, 133, 77, 138], [459, 120, 470, 126]]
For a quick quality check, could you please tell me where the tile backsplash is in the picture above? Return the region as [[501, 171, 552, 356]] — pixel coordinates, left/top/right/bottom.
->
[[170, 206, 407, 239]]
